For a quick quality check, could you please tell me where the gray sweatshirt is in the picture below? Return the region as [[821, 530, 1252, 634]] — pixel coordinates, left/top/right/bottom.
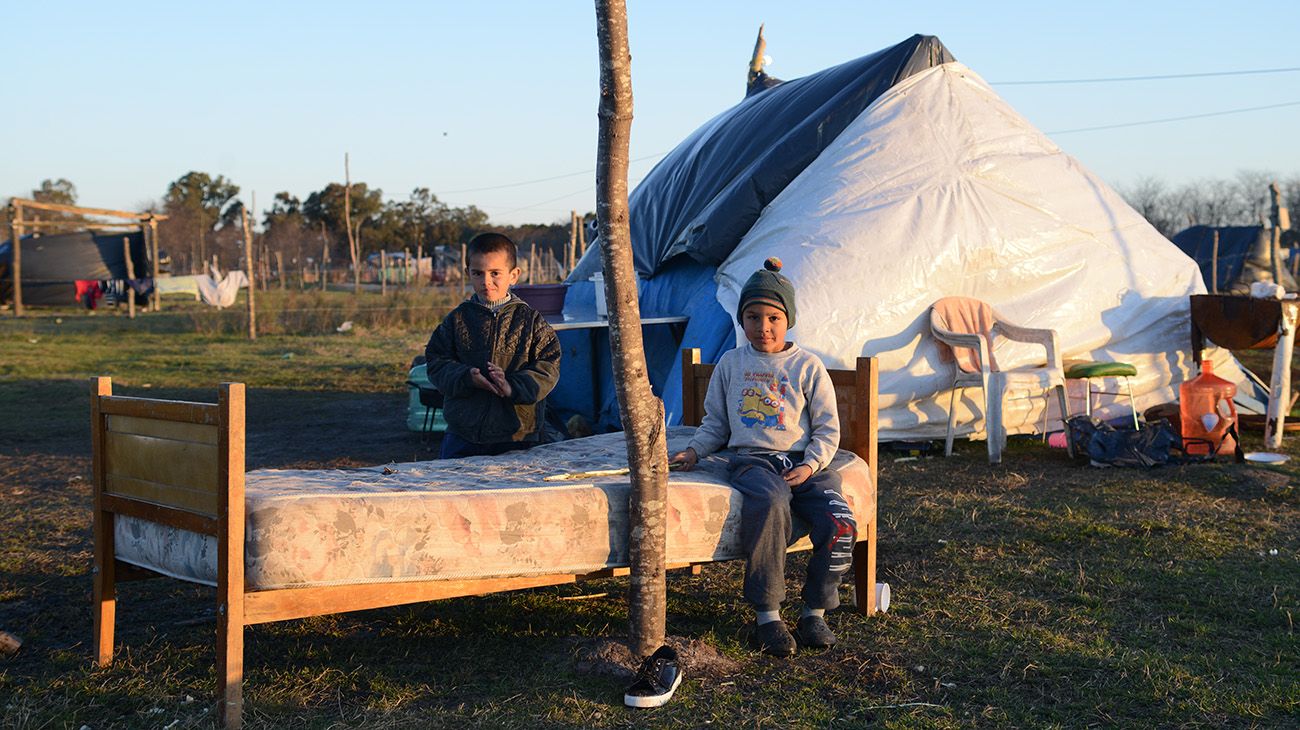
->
[[687, 343, 840, 472]]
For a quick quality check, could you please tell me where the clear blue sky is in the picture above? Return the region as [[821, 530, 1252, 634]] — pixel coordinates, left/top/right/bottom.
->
[[5, 1, 1298, 226]]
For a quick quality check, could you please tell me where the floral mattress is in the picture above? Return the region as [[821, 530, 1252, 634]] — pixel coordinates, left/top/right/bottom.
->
[[113, 427, 875, 590]]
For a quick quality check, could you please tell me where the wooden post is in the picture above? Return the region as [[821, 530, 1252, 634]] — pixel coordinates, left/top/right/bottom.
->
[[578, 214, 588, 253], [415, 245, 424, 288], [276, 251, 286, 290], [149, 217, 161, 311], [198, 208, 206, 277], [1273, 226, 1285, 288], [529, 243, 537, 284], [403, 247, 411, 286], [748, 24, 767, 88], [568, 210, 578, 274], [320, 227, 329, 292], [595, 0, 668, 658], [380, 249, 388, 296], [8, 205, 23, 318], [216, 383, 247, 729], [241, 207, 256, 340], [91, 377, 115, 666], [344, 154, 360, 294], [122, 237, 136, 319], [1211, 230, 1219, 293]]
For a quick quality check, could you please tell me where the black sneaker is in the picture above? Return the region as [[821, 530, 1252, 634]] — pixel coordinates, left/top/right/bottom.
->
[[623, 645, 683, 708], [793, 614, 837, 648], [749, 620, 797, 657]]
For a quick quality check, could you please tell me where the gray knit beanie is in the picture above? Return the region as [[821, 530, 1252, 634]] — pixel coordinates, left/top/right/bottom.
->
[[737, 256, 797, 328]]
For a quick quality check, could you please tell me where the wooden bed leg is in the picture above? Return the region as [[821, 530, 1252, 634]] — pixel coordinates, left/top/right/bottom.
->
[[688, 564, 702, 576], [92, 519, 116, 666], [853, 520, 878, 616], [217, 606, 244, 729], [91, 377, 116, 666], [217, 383, 247, 729]]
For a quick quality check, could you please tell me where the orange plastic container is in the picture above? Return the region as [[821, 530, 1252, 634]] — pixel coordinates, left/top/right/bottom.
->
[[1179, 360, 1238, 455]]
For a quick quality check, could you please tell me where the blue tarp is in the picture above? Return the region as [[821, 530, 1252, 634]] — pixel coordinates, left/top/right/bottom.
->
[[1170, 225, 1297, 294], [554, 35, 955, 430], [1, 230, 149, 305]]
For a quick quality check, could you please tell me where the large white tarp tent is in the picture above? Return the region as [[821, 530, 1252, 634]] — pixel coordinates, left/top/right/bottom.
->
[[554, 36, 1246, 441], [720, 61, 1242, 439]]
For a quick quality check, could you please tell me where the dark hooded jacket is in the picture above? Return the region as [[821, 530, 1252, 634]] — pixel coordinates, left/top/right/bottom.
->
[[424, 296, 561, 444]]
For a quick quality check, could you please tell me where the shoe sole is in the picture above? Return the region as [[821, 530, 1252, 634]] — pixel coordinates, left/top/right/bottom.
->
[[623, 671, 683, 708], [749, 638, 796, 657]]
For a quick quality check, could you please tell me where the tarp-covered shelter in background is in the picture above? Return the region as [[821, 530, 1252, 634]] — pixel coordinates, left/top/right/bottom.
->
[[553, 34, 1248, 442], [0, 230, 150, 306], [1170, 225, 1298, 294]]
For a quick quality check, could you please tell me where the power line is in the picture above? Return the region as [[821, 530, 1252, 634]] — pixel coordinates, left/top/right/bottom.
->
[[434, 151, 668, 195], [1047, 99, 1300, 135], [994, 65, 1300, 86]]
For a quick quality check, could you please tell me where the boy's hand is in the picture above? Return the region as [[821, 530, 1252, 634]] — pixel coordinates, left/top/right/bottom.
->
[[669, 448, 698, 471], [485, 362, 513, 399], [783, 463, 813, 487], [469, 368, 507, 397]]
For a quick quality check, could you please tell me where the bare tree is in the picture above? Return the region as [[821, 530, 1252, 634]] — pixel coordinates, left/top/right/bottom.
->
[[594, 0, 668, 658]]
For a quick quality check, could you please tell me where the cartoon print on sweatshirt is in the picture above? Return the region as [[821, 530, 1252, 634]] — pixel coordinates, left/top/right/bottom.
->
[[737, 369, 790, 429]]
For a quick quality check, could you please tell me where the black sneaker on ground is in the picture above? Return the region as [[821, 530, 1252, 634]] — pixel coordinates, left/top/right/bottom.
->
[[793, 614, 837, 648], [623, 645, 683, 708], [749, 620, 797, 657]]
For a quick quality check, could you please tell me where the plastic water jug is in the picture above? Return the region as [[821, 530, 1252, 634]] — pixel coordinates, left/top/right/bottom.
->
[[1179, 360, 1237, 455]]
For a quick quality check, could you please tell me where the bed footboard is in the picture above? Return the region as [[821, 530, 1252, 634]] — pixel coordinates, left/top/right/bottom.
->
[[91, 378, 246, 729]]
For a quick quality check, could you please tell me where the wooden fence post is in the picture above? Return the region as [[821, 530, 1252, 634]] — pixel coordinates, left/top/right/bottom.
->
[[149, 217, 161, 311], [8, 204, 23, 317], [122, 237, 136, 319], [241, 207, 257, 340], [1211, 230, 1219, 294]]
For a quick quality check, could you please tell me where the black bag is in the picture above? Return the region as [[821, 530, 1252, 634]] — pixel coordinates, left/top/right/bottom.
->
[[1066, 416, 1180, 467]]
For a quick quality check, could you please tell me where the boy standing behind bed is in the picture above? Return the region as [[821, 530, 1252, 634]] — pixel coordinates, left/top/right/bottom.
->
[[425, 232, 561, 459], [669, 257, 856, 657]]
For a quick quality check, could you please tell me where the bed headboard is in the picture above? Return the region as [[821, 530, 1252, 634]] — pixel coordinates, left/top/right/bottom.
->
[[679, 348, 878, 480], [90, 378, 245, 536]]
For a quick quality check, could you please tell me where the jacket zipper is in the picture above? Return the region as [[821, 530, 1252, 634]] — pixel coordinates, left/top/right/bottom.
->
[[489, 307, 501, 370]]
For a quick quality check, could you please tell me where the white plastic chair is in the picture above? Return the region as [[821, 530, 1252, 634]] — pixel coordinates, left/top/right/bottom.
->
[[929, 296, 1071, 464]]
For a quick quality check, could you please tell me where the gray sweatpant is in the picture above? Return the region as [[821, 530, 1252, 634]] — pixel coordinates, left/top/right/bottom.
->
[[727, 452, 857, 612]]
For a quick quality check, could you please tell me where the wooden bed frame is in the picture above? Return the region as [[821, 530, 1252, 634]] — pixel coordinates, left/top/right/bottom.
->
[[90, 349, 878, 728]]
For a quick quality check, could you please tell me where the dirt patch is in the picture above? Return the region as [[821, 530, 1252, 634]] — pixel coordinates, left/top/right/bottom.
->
[[572, 635, 741, 681]]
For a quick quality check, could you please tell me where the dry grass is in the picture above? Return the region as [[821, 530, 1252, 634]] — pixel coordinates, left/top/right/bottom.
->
[[0, 310, 1297, 728]]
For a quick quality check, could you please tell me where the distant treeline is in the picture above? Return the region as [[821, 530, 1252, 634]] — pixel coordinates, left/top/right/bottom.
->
[[1117, 171, 1299, 239], [2, 174, 592, 276], [7, 169, 1296, 274]]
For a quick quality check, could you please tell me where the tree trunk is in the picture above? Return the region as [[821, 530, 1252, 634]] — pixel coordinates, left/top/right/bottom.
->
[[594, 0, 668, 658]]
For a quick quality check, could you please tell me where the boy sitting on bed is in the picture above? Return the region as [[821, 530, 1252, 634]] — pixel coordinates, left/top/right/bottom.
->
[[425, 232, 561, 459], [669, 257, 856, 656]]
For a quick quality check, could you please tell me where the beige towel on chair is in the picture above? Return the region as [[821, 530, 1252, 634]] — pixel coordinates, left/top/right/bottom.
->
[[933, 296, 1000, 373]]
